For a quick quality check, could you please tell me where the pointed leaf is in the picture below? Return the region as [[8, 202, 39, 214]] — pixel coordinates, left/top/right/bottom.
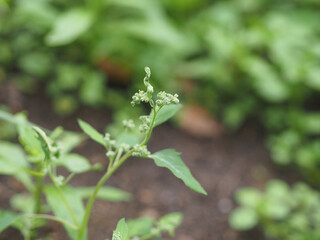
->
[[150, 149, 207, 195], [112, 218, 128, 240], [151, 104, 182, 127], [78, 119, 105, 146]]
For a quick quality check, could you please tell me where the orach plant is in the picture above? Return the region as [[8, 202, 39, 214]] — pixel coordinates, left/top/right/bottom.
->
[[0, 67, 206, 240]]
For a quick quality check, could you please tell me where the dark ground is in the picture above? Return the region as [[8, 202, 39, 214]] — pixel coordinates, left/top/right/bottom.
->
[[0, 86, 297, 240]]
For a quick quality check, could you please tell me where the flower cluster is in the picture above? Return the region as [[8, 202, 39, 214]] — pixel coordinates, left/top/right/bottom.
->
[[122, 119, 135, 130], [156, 91, 179, 107], [131, 67, 154, 107], [132, 144, 150, 157], [139, 115, 151, 133]]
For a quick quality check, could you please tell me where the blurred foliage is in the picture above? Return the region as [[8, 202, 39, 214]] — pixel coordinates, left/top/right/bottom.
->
[[230, 180, 320, 240], [1, 1, 320, 237]]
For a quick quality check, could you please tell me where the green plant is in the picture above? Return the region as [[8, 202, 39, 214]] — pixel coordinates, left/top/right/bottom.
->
[[229, 180, 320, 240], [0, 68, 206, 240]]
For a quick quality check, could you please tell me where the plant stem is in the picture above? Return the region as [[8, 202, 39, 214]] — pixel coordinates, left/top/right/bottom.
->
[[77, 108, 159, 240], [76, 150, 134, 240], [28, 164, 44, 240]]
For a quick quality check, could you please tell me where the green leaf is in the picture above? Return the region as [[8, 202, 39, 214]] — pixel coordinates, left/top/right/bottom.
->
[[112, 218, 128, 240], [10, 194, 33, 213], [152, 104, 182, 127], [229, 207, 258, 231], [46, 8, 93, 46], [0, 210, 22, 232], [0, 141, 28, 169], [58, 154, 91, 173], [78, 119, 105, 146], [57, 131, 85, 154], [235, 188, 262, 208], [15, 114, 43, 161], [76, 186, 132, 202], [127, 217, 153, 237], [158, 212, 183, 236], [44, 185, 85, 239], [150, 149, 207, 195]]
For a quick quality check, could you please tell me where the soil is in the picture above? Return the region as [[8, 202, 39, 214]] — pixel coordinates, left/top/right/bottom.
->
[[0, 86, 298, 240]]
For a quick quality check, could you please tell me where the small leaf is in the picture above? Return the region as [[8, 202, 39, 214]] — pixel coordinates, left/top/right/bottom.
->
[[150, 149, 207, 195], [78, 119, 105, 146], [152, 104, 182, 127], [229, 207, 258, 231], [158, 212, 183, 236], [0, 210, 22, 232], [58, 154, 91, 173], [46, 8, 92, 46], [112, 218, 128, 240], [127, 217, 153, 237], [76, 186, 132, 202]]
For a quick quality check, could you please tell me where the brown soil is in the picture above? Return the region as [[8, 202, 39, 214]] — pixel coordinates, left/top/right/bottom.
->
[[0, 87, 297, 240]]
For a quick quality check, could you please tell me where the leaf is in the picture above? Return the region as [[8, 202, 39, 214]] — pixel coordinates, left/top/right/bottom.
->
[[112, 218, 128, 240], [10, 194, 33, 213], [76, 186, 132, 202], [151, 104, 182, 127], [0, 141, 28, 169], [15, 114, 43, 161], [78, 119, 105, 146], [158, 212, 183, 236], [235, 188, 262, 208], [46, 8, 93, 46], [0, 210, 22, 232], [229, 207, 258, 231], [56, 131, 85, 154], [58, 154, 91, 173], [44, 185, 85, 239], [127, 217, 153, 237], [150, 149, 207, 195]]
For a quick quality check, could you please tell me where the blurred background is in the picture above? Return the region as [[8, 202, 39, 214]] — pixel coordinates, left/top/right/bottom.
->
[[0, 0, 320, 239]]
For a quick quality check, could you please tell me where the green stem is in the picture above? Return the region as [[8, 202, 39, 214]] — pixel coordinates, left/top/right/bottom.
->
[[140, 107, 159, 146], [76, 150, 134, 240], [28, 164, 44, 240], [77, 107, 159, 240]]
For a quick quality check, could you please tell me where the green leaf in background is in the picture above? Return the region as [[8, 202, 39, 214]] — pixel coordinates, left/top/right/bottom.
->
[[10, 194, 34, 213], [44, 185, 85, 239], [112, 218, 128, 240], [76, 186, 132, 202], [158, 212, 183, 236], [58, 154, 91, 173], [152, 104, 182, 127], [78, 119, 106, 146], [57, 131, 85, 154], [46, 8, 93, 46], [150, 149, 207, 195], [127, 217, 153, 237], [229, 207, 258, 231], [235, 188, 262, 208], [0, 210, 22, 232]]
